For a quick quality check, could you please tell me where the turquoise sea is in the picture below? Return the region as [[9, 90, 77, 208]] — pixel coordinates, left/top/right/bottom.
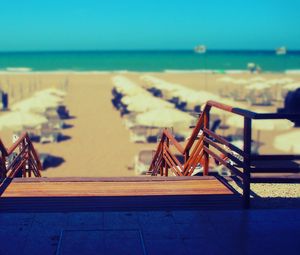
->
[[0, 50, 300, 72]]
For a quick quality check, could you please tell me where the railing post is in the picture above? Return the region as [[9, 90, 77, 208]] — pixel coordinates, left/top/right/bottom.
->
[[165, 138, 169, 176], [185, 149, 190, 163], [160, 139, 166, 176], [203, 108, 210, 176], [0, 154, 7, 179], [243, 117, 252, 209]]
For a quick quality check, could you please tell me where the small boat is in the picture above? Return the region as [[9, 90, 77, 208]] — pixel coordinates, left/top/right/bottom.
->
[[194, 45, 206, 54], [276, 46, 287, 55]]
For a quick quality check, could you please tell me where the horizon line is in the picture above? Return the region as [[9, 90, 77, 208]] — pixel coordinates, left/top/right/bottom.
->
[[0, 48, 300, 54]]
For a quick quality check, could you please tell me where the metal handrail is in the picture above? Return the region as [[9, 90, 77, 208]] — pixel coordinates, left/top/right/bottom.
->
[[0, 133, 42, 178], [148, 100, 300, 208]]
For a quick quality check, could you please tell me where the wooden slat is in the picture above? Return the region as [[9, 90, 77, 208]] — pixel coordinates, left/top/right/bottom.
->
[[204, 136, 245, 168], [204, 128, 247, 158], [204, 147, 244, 178], [1, 178, 234, 198]]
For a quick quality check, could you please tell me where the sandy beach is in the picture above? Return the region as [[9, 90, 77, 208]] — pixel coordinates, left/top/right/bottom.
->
[[0, 71, 299, 177]]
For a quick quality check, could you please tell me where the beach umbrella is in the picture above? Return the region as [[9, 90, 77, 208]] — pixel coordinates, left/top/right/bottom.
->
[[279, 77, 294, 84], [217, 77, 235, 83], [226, 115, 293, 143], [135, 108, 194, 128], [249, 76, 266, 83], [246, 82, 271, 91], [0, 111, 48, 130], [173, 89, 220, 106], [267, 79, 284, 86], [11, 95, 62, 113], [281, 82, 300, 98], [282, 82, 300, 91], [226, 115, 293, 131], [112, 76, 145, 96], [273, 130, 300, 153], [141, 75, 183, 94], [34, 88, 66, 97], [233, 79, 248, 86], [121, 94, 173, 113]]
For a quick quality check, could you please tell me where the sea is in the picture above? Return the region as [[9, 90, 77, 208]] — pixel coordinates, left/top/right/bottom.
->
[[0, 50, 300, 73]]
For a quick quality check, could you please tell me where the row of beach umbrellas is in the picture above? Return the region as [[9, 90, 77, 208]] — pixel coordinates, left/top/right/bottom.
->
[[112, 76, 194, 130], [0, 88, 66, 131], [141, 75, 220, 109], [112, 75, 298, 154], [217, 76, 300, 101]]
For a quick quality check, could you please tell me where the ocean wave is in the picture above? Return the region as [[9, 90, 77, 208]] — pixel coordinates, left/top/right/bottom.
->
[[163, 69, 249, 74], [285, 70, 300, 74], [6, 67, 32, 72]]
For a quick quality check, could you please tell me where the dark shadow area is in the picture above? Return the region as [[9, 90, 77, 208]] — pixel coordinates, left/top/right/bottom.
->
[[58, 135, 72, 142], [30, 135, 41, 143], [0, 194, 241, 213], [225, 176, 300, 209], [0, 178, 12, 196], [62, 123, 74, 129], [66, 115, 76, 120], [39, 154, 65, 170], [251, 197, 300, 209]]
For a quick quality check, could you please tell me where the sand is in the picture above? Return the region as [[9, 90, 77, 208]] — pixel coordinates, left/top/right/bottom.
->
[[0, 72, 299, 177]]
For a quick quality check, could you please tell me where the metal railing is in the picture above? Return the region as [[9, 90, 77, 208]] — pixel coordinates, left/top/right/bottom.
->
[[148, 100, 300, 208], [0, 133, 42, 178]]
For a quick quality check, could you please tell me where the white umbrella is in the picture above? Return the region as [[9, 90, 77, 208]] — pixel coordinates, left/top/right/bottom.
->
[[273, 130, 300, 153], [135, 108, 194, 128], [282, 82, 300, 91], [279, 77, 294, 84], [121, 94, 173, 113], [112, 76, 145, 96], [249, 76, 266, 82], [34, 88, 66, 97], [226, 115, 293, 131], [233, 79, 248, 85], [217, 77, 235, 83], [0, 111, 48, 130], [246, 82, 271, 91], [141, 75, 183, 93], [281, 82, 300, 99], [173, 89, 220, 106], [226, 115, 294, 143], [11, 95, 62, 113]]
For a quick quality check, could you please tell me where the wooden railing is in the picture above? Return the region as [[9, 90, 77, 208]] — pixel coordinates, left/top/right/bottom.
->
[[0, 133, 42, 178], [148, 100, 300, 208]]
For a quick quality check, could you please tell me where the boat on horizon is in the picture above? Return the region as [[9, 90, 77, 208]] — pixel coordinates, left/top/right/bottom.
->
[[276, 46, 287, 55], [194, 45, 206, 54]]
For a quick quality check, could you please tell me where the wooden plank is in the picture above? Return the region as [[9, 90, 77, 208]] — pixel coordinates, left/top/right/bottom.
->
[[1, 178, 234, 198], [10, 176, 218, 182]]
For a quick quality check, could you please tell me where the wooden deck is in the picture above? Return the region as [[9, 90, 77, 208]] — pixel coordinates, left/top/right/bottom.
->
[[0, 176, 241, 212]]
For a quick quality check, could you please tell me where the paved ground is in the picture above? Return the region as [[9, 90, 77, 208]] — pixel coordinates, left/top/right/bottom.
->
[[0, 209, 300, 255]]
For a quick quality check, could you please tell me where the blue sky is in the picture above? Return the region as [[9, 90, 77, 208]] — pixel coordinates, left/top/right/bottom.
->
[[0, 0, 300, 51]]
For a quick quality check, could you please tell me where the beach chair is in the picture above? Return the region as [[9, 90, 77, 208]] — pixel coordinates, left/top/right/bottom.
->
[[15, 126, 40, 142], [57, 105, 69, 119], [45, 111, 65, 129], [129, 126, 147, 143], [246, 90, 273, 106], [134, 150, 154, 175], [40, 131, 60, 143], [40, 127, 60, 143]]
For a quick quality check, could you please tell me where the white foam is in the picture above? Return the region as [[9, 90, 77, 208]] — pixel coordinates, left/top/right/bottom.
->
[[285, 70, 300, 75]]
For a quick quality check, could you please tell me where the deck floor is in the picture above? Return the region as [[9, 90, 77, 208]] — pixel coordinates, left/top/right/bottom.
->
[[0, 176, 240, 211], [1, 177, 234, 197]]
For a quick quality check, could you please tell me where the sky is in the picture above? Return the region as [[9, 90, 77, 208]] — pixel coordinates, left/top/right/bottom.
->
[[0, 0, 300, 51]]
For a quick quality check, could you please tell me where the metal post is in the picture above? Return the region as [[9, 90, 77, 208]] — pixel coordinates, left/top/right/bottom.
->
[[165, 139, 169, 176], [203, 109, 210, 175], [243, 117, 252, 209]]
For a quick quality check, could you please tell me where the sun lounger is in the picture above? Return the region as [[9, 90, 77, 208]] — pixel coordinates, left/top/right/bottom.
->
[[40, 128, 60, 143]]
